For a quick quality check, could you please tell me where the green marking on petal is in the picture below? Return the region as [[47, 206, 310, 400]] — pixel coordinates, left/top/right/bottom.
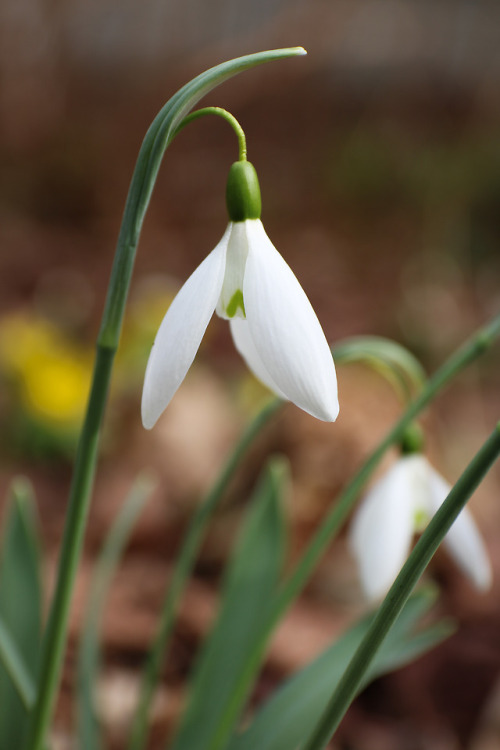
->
[[414, 507, 429, 532], [226, 289, 246, 318]]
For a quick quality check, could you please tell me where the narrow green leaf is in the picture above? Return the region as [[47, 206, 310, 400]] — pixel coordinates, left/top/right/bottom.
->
[[76, 473, 156, 750], [228, 588, 451, 750], [170, 459, 288, 750], [0, 478, 43, 750], [0, 615, 35, 710], [374, 620, 455, 675]]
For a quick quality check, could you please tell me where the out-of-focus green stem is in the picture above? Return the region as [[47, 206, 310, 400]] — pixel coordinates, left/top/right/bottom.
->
[[127, 398, 282, 750], [303, 423, 500, 750]]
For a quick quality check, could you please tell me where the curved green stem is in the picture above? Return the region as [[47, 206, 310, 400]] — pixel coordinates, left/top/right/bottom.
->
[[173, 107, 247, 161], [303, 423, 500, 750], [22, 47, 305, 750], [127, 398, 282, 750]]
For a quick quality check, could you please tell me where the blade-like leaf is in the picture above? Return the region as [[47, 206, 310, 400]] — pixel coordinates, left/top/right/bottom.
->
[[170, 459, 288, 750], [228, 587, 452, 750], [76, 474, 156, 750], [0, 615, 35, 711], [0, 478, 43, 750]]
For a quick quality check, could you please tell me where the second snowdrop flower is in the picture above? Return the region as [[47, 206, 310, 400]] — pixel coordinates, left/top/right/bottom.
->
[[142, 160, 339, 428], [349, 448, 492, 601]]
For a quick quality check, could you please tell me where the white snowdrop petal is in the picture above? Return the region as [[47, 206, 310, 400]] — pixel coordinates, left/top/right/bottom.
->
[[229, 317, 287, 400], [242, 220, 339, 422], [427, 465, 493, 591], [141, 229, 229, 429], [349, 460, 417, 601]]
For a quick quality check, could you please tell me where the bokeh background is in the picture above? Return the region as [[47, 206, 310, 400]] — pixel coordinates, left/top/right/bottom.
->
[[1, 1, 500, 748]]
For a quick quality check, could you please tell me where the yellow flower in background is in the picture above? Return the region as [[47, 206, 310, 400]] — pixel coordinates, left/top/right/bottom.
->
[[0, 314, 59, 372], [0, 312, 92, 429], [21, 351, 91, 426]]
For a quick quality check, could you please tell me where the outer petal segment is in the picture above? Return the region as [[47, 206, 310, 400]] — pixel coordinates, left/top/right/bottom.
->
[[349, 460, 416, 600], [242, 221, 339, 421], [426, 465, 492, 591], [141, 228, 229, 429]]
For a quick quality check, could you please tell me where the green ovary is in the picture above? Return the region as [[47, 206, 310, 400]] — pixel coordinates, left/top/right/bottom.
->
[[226, 289, 246, 318]]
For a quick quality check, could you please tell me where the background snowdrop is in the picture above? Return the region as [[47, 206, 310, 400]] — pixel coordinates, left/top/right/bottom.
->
[[349, 449, 492, 601]]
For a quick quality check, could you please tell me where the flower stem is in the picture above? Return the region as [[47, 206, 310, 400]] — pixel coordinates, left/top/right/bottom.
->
[[22, 47, 305, 750], [173, 107, 248, 161], [302, 422, 500, 750], [127, 398, 282, 750], [23, 345, 114, 750]]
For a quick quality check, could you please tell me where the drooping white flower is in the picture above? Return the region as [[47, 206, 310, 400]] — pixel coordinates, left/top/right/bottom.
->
[[141, 160, 339, 429], [349, 453, 492, 601]]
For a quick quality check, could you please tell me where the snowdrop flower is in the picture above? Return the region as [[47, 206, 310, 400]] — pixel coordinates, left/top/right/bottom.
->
[[141, 160, 339, 428], [349, 452, 492, 601]]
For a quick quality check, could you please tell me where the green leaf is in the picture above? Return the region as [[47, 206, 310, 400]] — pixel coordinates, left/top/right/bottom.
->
[[228, 587, 452, 750], [76, 474, 156, 750], [0, 478, 43, 750], [170, 459, 288, 750], [0, 615, 36, 711], [333, 335, 427, 402]]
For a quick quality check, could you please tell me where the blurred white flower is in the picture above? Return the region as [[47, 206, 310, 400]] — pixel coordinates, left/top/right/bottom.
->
[[349, 454, 492, 601], [141, 219, 338, 428]]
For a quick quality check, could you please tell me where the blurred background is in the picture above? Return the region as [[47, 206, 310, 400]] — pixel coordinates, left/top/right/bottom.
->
[[0, 1, 500, 748]]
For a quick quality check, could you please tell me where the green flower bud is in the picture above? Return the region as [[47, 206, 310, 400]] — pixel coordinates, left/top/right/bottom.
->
[[226, 160, 262, 221], [400, 422, 425, 455]]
